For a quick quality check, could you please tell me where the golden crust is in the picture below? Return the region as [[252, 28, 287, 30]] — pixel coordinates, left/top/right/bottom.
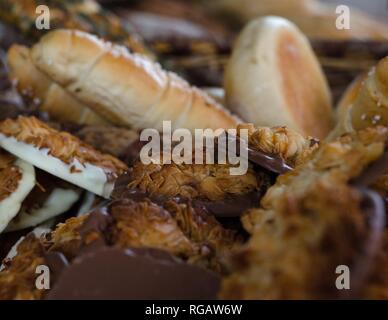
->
[[0, 150, 21, 202], [48, 215, 88, 260], [127, 161, 259, 201], [0, 234, 46, 300], [164, 200, 241, 271], [30, 29, 239, 131], [106, 199, 240, 272], [0, 116, 128, 178], [0, 196, 240, 299], [49, 199, 240, 272], [238, 123, 318, 167], [7, 45, 109, 126], [221, 127, 388, 299], [109, 200, 198, 258]]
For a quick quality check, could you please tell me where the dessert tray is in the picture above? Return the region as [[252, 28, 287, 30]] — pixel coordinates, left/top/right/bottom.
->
[[0, 0, 387, 300]]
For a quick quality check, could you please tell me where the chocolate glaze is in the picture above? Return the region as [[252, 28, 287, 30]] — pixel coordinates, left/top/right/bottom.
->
[[45, 246, 220, 300], [43, 252, 69, 284], [218, 134, 293, 174], [247, 147, 293, 174], [76, 206, 112, 254], [120, 133, 294, 175]]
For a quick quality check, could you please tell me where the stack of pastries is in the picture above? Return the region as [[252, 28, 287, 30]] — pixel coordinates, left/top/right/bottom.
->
[[0, 0, 387, 300]]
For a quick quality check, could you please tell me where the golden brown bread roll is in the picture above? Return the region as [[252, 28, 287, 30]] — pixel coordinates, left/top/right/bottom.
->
[[331, 57, 388, 139], [225, 16, 333, 139], [349, 57, 388, 130], [328, 73, 367, 139], [28, 29, 240, 131], [7, 45, 109, 126]]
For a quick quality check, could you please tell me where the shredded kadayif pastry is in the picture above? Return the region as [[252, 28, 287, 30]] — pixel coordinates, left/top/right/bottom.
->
[[221, 126, 388, 299]]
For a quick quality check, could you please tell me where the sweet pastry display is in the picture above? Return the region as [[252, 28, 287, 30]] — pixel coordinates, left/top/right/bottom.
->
[[0, 0, 387, 301]]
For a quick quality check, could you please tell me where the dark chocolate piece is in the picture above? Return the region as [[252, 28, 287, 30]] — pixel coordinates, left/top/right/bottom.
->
[[247, 147, 292, 174], [43, 252, 69, 283], [76, 206, 112, 254], [219, 134, 293, 174], [191, 192, 260, 218], [46, 247, 220, 300]]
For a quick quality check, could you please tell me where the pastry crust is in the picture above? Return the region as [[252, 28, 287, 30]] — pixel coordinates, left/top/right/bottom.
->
[[225, 16, 333, 138], [0, 198, 240, 299], [0, 150, 35, 233], [238, 123, 318, 167], [28, 29, 239, 131], [126, 161, 260, 202], [0, 234, 46, 300], [0, 116, 127, 198], [221, 127, 388, 299], [7, 45, 109, 126]]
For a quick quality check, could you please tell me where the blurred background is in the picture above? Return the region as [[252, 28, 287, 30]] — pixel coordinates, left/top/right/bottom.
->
[[0, 0, 388, 103]]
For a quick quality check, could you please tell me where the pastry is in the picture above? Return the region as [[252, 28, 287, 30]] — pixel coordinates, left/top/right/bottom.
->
[[221, 126, 388, 299], [0, 116, 128, 198], [0, 149, 35, 232], [19, 29, 240, 131], [7, 45, 109, 126], [5, 170, 81, 232], [112, 122, 317, 217], [0, 0, 152, 57], [328, 73, 367, 139], [0, 198, 238, 299], [348, 57, 388, 131], [238, 123, 318, 168], [224, 16, 333, 139]]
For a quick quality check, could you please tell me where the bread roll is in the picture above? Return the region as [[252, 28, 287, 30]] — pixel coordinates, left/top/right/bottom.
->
[[327, 73, 367, 139], [29, 29, 239, 131], [225, 16, 333, 139], [349, 57, 388, 130], [7, 45, 109, 126]]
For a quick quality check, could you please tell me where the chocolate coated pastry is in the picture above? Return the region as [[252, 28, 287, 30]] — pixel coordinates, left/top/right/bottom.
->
[[221, 126, 388, 299]]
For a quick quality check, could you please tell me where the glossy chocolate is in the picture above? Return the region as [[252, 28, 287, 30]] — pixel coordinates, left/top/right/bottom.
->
[[46, 246, 220, 300]]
